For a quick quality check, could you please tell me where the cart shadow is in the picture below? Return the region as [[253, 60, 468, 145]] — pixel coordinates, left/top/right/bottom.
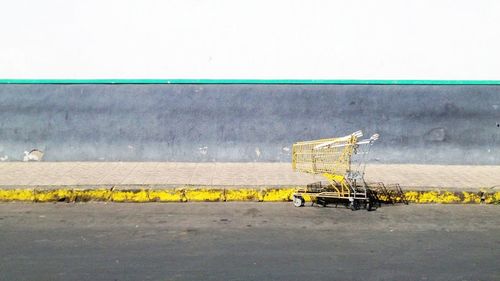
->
[[305, 197, 408, 212]]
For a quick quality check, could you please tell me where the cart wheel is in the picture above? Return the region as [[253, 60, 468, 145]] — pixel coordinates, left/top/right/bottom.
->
[[317, 197, 327, 207], [350, 200, 360, 211], [366, 201, 372, 211], [293, 196, 305, 207]]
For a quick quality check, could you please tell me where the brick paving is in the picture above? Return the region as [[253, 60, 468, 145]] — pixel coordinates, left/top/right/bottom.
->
[[0, 162, 498, 190]]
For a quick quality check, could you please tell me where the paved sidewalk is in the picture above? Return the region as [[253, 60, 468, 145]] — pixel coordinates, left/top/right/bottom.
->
[[0, 162, 498, 190]]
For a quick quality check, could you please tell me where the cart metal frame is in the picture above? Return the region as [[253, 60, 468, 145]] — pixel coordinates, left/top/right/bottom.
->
[[291, 130, 379, 210]]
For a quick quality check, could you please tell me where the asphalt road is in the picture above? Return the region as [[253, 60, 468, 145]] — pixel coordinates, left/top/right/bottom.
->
[[0, 203, 499, 281]]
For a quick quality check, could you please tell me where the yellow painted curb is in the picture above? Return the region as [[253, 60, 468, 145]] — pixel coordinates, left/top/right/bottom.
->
[[0, 188, 498, 204]]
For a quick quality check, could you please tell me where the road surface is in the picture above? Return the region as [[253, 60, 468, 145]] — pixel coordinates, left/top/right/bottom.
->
[[0, 203, 499, 280]]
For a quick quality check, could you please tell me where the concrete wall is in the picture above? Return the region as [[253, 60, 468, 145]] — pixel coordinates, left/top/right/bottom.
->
[[0, 84, 498, 164]]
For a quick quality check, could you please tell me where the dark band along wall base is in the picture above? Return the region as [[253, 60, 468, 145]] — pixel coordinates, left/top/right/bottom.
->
[[0, 84, 498, 164]]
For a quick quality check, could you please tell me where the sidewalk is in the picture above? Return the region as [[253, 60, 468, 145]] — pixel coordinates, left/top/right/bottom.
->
[[0, 162, 498, 190]]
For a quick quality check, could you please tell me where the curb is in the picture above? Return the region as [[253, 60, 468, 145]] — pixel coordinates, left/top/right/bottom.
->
[[0, 188, 499, 204]]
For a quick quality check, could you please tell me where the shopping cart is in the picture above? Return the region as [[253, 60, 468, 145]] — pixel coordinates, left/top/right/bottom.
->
[[291, 130, 379, 211]]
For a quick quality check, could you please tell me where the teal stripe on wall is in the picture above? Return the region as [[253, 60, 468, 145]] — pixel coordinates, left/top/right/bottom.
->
[[0, 79, 499, 85]]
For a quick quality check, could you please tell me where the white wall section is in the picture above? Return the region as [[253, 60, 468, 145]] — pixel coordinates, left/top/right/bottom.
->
[[0, 0, 499, 79]]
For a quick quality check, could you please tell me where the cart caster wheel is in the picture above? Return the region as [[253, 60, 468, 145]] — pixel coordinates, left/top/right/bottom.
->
[[317, 198, 327, 207], [293, 196, 305, 207], [350, 201, 360, 211], [366, 201, 372, 211]]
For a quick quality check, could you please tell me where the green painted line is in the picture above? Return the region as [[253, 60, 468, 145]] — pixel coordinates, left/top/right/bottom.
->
[[0, 79, 499, 85]]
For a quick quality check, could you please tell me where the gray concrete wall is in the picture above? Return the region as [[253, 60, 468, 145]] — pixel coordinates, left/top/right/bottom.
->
[[0, 84, 498, 164]]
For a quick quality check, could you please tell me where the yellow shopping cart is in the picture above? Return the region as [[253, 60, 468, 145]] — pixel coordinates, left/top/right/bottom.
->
[[292, 130, 379, 210]]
